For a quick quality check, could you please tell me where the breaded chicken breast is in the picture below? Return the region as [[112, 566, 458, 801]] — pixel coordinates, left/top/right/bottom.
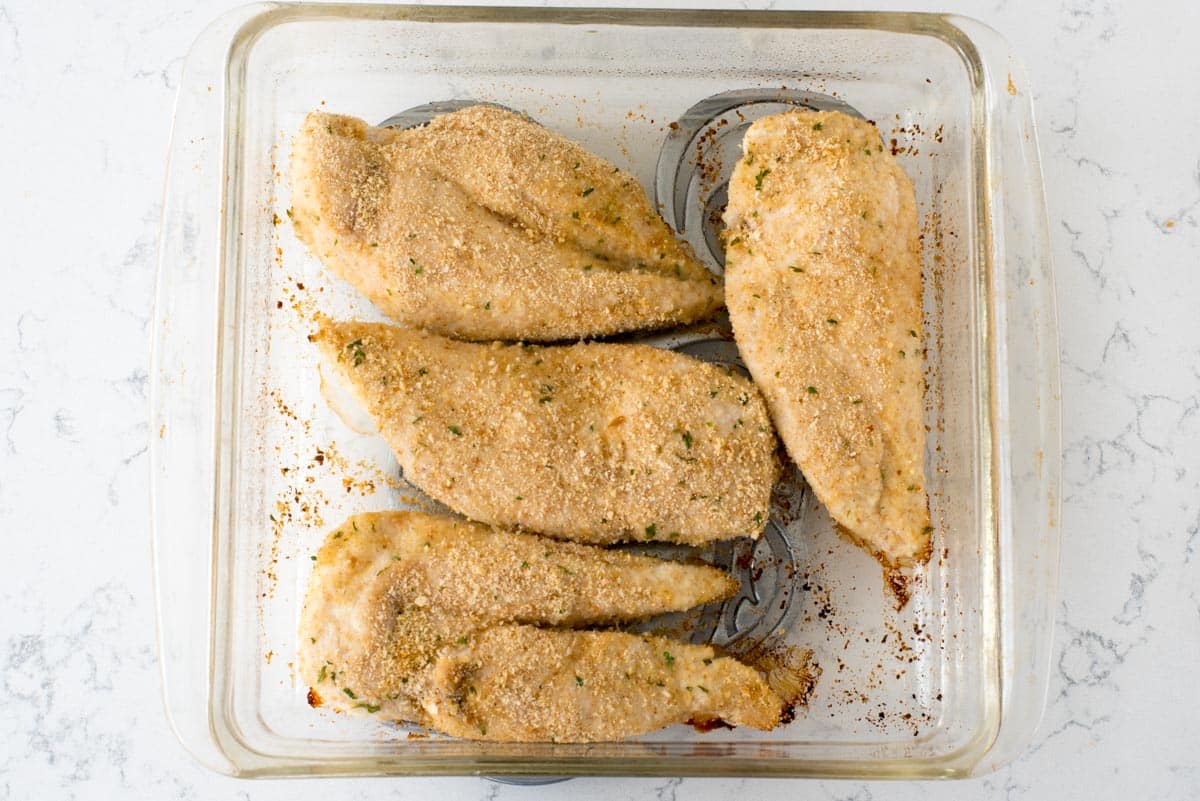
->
[[298, 511, 782, 740], [289, 108, 721, 341], [312, 321, 779, 545], [424, 626, 784, 741], [723, 110, 930, 569]]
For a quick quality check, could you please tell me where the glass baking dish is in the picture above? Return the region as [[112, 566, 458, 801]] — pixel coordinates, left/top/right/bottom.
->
[[150, 3, 1061, 780]]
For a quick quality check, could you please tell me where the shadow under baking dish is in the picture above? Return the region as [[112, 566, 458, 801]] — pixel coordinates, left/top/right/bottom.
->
[[151, 3, 1062, 780]]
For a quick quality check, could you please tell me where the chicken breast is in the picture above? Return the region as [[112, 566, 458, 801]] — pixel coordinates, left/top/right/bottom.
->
[[289, 108, 721, 341], [298, 511, 782, 740], [723, 110, 930, 568], [424, 626, 784, 741], [299, 510, 737, 642], [312, 321, 779, 545]]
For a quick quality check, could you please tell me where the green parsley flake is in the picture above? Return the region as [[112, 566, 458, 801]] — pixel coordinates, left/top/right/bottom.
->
[[346, 339, 366, 366]]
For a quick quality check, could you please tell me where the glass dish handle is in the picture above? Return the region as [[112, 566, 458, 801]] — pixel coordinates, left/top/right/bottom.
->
[[150, 3, 274, 776], [949, 16, 1064, 774]]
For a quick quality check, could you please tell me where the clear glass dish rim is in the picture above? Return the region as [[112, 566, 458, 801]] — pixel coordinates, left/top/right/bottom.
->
[[150, 2, 1063, 780]]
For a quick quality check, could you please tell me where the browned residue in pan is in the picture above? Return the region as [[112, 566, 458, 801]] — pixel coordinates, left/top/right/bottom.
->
[[739, 643, 821, 720], [687, 717, 736, 733]]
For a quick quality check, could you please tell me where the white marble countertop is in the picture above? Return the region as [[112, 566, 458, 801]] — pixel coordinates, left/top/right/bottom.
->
[[2, 0, 1198, 798]]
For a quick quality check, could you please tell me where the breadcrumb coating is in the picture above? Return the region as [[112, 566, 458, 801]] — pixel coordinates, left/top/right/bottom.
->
[[312, 321, 780, 545], [289, 108, 722, 341], [723, 110, 930, 568], [298, 511, 782, 740]]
